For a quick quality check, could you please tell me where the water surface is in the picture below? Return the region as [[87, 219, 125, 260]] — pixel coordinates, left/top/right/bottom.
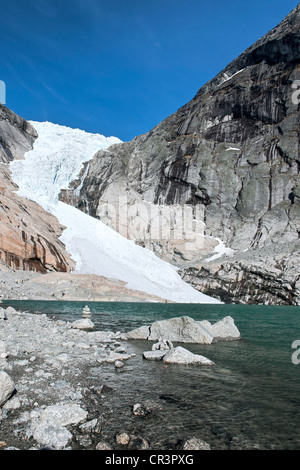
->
[[2, 300, 300, 450]]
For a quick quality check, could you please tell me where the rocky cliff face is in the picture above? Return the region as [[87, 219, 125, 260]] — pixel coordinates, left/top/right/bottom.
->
[[60, 5, 300, 304], [0, 104, 75, 273]]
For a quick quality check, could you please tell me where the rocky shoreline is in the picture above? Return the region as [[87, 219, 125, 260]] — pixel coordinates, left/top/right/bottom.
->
[[0, 306, 217, 451]]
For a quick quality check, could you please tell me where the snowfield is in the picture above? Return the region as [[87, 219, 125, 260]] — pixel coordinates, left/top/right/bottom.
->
[[10, 121, 220, 303]]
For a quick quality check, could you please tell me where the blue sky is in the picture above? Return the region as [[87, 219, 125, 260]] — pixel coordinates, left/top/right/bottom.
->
[[0, 0, 299, 141]]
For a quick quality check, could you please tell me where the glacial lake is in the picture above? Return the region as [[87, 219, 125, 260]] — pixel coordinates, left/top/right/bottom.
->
[[2, 300, 300, 450]]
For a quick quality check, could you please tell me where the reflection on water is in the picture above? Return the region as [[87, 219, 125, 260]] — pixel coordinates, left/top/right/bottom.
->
[[2, 300, 300, 450]]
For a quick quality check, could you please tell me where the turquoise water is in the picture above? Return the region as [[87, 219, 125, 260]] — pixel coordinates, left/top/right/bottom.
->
[[2, 300, 300, 450]]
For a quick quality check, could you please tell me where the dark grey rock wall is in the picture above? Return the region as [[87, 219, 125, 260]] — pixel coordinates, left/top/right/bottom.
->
[[59, 4, 300, 304]]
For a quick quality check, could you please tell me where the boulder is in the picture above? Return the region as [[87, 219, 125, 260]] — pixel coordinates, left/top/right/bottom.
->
[[162, 347, 214, 366], [29, 420, 72, 450], [71, 318, 95, 330], [38, 403, 88, 427], [196, 316, 241, 342], [125, 325, 150, 340], [126, 316, 240, 344], [148, 317, 214, 344], [0, 371, 15, 406]]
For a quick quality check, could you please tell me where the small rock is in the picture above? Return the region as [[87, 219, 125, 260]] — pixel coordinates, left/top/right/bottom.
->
[[116, 432, 130, 445], [128, 435, 149, 450], [96, 441, 112, 450], [3, 395, 21, 410], [152, 339, 173, 351], [76, 434, 92, 448], [132, 403, 151, 417], [0, 371, 15, 407], [182, 437, 211, 450], [79, 418, 98, 433], [115, 360, 124, 369]]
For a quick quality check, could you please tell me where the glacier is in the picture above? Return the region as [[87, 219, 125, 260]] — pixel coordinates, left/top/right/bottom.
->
[[10, 121, 220, 303]]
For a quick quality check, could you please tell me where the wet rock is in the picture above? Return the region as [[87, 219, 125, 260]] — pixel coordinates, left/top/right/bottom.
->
[[79, 418, 99, 433], [162, 347, 214, 365], [128, 435, 149, 450], [114, 360, 124, 369], [132, 403, 151, 417], [96, 441, 113, 450], [116, 431, 130, 445], [143, 350, 167, 361], [182, 438, 211, 450]]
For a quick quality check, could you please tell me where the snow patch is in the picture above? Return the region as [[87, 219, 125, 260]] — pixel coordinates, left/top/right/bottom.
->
[[204, 238, 235, 262]]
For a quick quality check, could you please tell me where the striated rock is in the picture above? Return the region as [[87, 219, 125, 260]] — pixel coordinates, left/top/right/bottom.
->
[[0, 104, 37, 164], [59, 5, 300, 305], [180, 241, 300, 305], [0, 104, 74, 273], [0, 371, 15, 406]]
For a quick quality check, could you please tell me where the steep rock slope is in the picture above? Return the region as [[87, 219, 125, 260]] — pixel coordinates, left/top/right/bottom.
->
[[59, 4, 300, 304], [0, 105, 74, 272]]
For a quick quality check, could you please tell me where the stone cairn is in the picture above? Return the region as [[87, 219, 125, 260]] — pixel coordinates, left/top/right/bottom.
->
[[82, 306, 92, 319]]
